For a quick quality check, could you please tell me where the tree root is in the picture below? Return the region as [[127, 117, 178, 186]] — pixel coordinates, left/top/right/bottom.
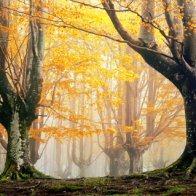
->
[[186, 158, 196, 178], [0, 164, 52, 181], [143, 156, 196, 179]]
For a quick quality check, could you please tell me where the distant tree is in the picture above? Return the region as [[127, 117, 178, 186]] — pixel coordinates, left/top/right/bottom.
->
[[30, 109, 45, 165], [123, 65, 183, 174], [72, 89, 93, 178]]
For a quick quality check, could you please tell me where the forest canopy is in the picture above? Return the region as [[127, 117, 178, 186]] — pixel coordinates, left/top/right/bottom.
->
[[0, 0, 195, 180]]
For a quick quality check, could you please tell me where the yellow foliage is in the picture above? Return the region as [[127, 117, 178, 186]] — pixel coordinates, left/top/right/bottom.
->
[[124, 126, 134, 132], [0, 124, 6, 138], [107, 128, 118, 134]]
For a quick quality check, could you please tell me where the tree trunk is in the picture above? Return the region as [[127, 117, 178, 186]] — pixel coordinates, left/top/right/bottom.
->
[[3, 112, 23, 179], [109, 156, 119, 176], [135, 152, 143, 173], [0, 0, 45, 180], [128, 150, 143, 174], [30, 136, 40, 165], [185, 97, 196, 158], [129, 153, 134, 174], [1, 111, 30, 179], [181, 96, 196, 165], [0, 110, 46, 180], [167, 92, 196, 175], [30, 111, 44, 165], [79, 164, 85, 178]]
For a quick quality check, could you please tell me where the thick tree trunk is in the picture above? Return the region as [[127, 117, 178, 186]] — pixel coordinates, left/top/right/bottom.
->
[[184, 97, 196, 158], [128, 150, 143, 174], [2, 112, 23, 179], [129, 155, 134, 174], [30, 137, 40, 165], [1, 111, 30, 179], [30, 119, 41, 165], [21, 124, 31, 169], [0, 111, 46, 180], [181, 96, 196, 166], [109, 156, 119, 176], [167, 93, 196, 175], [79, 164, 85, 177], [0, 0, 45, 180]]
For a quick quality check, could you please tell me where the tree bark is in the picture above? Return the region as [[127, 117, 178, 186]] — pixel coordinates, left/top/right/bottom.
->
[[30, 120, 41, 165], [184, 95, 196, 159], [0, 0, 46, 179], [109, 156, 119, 176], [128, 150, 143, 174], [4, 112, 23, 177], [1, 109, 34, 179]]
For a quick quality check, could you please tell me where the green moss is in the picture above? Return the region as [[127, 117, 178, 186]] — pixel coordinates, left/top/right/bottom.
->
[[103, 189, 126, 195], [84, 177, 108, 186], [0, 163, 22, 180], [144, 186, 170, 193], [131, 188, 143, 195], [0, 193, 7, 196], [20, 166, 52, 179], [44, 182, 84, 193], [143, 185, 187, 195], [0, 178, 9, 182], [144, 168, 168, 176], [0, 163, 52, 181], [120, 174, 147, 180], [165, 186, 187, 195]]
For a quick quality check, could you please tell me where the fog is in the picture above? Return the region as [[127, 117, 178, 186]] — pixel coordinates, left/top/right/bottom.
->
[[0, 133, 185, 179]]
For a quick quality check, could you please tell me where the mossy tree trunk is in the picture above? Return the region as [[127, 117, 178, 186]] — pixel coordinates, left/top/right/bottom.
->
[[1, 109, 32, 179], [168, 91, 196, 175], [0, 0, 46, 180]]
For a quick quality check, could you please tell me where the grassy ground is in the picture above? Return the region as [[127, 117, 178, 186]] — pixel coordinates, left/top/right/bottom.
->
[[0, 173, 196, 195]]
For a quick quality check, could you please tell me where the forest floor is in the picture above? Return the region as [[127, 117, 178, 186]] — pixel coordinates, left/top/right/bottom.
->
[[0, 172, 196, 195]]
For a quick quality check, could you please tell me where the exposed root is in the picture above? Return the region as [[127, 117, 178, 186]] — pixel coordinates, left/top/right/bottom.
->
[[164, 151, 193, 177], [144, 156, 196, 179], [165, 159, 185, 174], [0, 164, 52, 181], [19, 165, 52, 179], [143, 168, 170, 179], [0, 162, 21, 180], [186, 158, 196, 178]]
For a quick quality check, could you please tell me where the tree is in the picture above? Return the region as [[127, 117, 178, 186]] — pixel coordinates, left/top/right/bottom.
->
[[0, 0, 46, 179], [30, 109, 45, 165], [101, 0, 196, 176], [93, 42, 183, 175], [47, 0, 191, 175]]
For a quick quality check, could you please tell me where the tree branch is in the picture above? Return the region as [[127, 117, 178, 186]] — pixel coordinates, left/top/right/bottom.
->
[[0, 0, 16, 101], [0, 132, 7, 150], [26, 0, 45, 113], [102, 0, 183, 90]]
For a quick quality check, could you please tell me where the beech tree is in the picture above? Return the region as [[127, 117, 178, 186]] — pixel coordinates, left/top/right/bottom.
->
[[49, 0, 192, 175], [0, 0, 45, 179], [100, 0, 196, 176]]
